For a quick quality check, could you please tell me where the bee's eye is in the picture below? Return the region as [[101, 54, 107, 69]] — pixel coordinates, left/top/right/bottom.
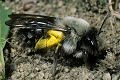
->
[[85, 36, 97, 48], [86, 37, 94, 45]]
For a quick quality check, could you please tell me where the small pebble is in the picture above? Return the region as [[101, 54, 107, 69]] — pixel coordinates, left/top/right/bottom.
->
[[35, 59, 40, 64], [44, 73, 49, 79], [71, 69, 76, 72], [11, 74, 17, 79], [19, 68, 23, 72], [11, 48, 16, 53], [112, 74, 119, 80], [64, 68, 69, 73], [106, 40, 110, 44], [58, 1, 63, 7], [102, 73, 111, 80], [35, 67, 39, 71], [41, 64, 48, 70], [38, 71, 44, 79], [30, 73, 35, 78]]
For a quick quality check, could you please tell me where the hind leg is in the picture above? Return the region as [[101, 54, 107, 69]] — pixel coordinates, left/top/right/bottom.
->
[[52, 44, 62, 77]]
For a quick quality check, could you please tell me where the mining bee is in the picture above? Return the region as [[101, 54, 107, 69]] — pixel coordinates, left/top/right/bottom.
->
[[6, 10, 110, 75]]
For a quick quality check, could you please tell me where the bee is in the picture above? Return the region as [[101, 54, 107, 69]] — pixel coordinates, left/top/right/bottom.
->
[[6, 10, 110, 74]]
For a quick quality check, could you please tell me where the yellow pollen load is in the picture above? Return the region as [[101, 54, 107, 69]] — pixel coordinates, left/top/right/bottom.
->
[[34, 30, 64, 50]]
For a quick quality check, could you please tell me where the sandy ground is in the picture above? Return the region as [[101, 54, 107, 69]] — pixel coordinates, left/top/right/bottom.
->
[[2, 0, 120, 80]]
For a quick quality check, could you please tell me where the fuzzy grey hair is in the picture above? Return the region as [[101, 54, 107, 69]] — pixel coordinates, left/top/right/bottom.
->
[[55, 16, 91, 55]]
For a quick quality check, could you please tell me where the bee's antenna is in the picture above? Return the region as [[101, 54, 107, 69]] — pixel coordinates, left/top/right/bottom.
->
[[97, 9, 111, 36]]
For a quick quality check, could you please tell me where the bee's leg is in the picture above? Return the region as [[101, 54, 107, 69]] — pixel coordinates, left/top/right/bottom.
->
[[82, 52, 90, 69], [52, 44, 61, 77]]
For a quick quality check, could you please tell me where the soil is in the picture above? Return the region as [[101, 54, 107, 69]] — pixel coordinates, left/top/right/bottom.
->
[[2, 0, 120, 80]]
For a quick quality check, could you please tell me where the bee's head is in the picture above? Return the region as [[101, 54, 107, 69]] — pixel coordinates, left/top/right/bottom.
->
[[77, 27, 98, 54], [77, 9, 111, 57], [80, 8, 111, 50], [83, 27, 98, 50]]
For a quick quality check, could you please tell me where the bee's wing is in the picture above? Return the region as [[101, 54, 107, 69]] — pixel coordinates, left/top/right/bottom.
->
[[5, 13, 59, 30]]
